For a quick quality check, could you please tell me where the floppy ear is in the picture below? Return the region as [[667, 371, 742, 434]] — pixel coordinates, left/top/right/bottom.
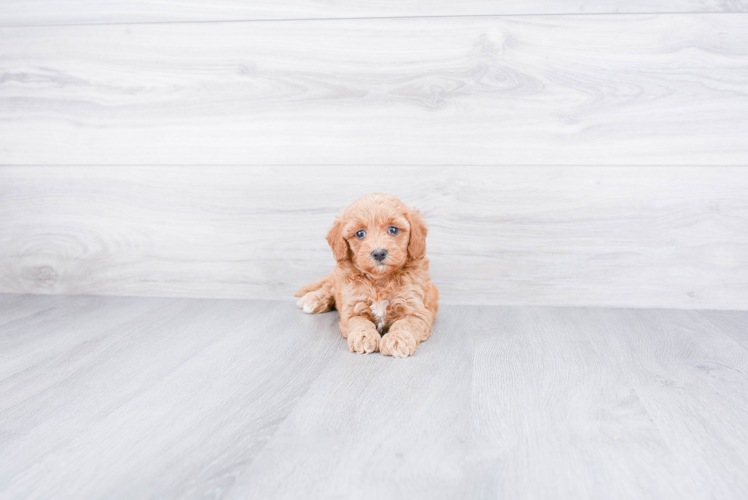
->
[[326, 217, 349, 263], [407, 208, 428, 261]]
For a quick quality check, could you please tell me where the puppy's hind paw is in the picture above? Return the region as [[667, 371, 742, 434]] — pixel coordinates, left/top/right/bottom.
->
[[296, 297, 314, 314], [296, 291, 331, 314]]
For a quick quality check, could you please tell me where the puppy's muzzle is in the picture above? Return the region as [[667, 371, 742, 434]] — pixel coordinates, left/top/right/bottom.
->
[[371, 249, 387, 262]]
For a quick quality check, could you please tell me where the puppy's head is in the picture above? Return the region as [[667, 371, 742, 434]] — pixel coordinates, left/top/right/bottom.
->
[[327, 193, 427, 276]]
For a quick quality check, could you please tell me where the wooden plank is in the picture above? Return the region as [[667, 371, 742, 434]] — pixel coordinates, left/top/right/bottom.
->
[[0, 296, 342, 498], [469, 306, 748, 498], [697, 310, 748, 351], [0, 293, 68, 327], [1, 15, 747, 166], [230, 304, 475, 499], [0, 295, 166, 378], [469, 306, 690, 498], [0, 295, 177, 409], [591, 308, 748, 497], [0, 166, 746, 310], [1, 1, 747, 27]]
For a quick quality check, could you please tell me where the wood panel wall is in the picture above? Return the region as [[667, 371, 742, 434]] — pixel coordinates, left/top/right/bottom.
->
[[1, 15, 747, 165], [1, 3, 747, 309], [1, 166, 746, 310]]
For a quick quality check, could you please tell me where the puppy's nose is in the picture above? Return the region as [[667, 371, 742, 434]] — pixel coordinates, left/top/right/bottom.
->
[[371, 249, 388, 262]]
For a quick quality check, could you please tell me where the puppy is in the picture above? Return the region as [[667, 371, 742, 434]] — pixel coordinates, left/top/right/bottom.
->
[[295, 193, 439, 358]]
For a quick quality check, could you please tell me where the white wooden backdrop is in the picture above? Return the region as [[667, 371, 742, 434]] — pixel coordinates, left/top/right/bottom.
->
[[1, 2, 747, 309], [1, 166, 746, 309], [2, 15, 748, 165]]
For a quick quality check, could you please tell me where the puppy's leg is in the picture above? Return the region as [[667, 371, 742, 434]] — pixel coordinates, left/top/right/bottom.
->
[[295, 273, 335, 314], [341, 316, 380, 354], [380, 316, 431, 358], [425, 282, 440, 323]]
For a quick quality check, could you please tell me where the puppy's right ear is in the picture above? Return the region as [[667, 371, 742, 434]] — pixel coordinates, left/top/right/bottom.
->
[[406, 208, 428, 261], [326, 217, 349, 263]]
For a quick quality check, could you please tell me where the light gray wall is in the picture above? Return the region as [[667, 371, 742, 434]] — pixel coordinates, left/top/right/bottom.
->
[[1, 166, 746, 310], [1, 4, 747, 309], [1, 16, 747, 165]]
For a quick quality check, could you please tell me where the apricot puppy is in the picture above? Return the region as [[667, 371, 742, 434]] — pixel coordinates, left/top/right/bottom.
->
[[295, 193, 439, 358]]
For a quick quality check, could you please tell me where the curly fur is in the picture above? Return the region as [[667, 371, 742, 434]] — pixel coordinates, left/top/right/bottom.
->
[[295, 193, 439, 357]]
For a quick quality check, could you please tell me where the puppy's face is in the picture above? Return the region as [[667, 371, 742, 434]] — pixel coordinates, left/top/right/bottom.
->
[[327, 194, 427, 276]]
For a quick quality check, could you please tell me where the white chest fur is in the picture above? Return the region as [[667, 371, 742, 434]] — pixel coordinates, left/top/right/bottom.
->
[[370, 300, 390, 332]]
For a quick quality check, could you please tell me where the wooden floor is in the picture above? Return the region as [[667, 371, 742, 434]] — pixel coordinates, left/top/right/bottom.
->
[[1, 294, 747, 499]]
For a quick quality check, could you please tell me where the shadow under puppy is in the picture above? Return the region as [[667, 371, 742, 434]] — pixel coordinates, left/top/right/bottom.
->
[[295, 193, 439, 358]]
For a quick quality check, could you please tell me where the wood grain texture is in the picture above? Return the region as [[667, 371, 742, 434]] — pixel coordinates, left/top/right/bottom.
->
[[1, 15, 747, 165], [0, 295, 343, 499], [2, 295, 748, 498], [468, 305, 748, 499], [232, 304, 476, 499], [1, 1, 747, 27], [584, 308, 748, 497], [1, 165, 747, 310], [697, 310, 748, 350]]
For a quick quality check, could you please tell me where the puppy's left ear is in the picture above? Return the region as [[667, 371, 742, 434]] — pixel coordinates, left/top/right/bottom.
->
[[407, 208, 428, 261], [326, 217, 349, 263]]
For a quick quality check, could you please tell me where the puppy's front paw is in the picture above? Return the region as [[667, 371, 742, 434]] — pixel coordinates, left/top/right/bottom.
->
[[296, 291, 330, 314], [380, 331, 417, 358], [347, 328, 380, 354]]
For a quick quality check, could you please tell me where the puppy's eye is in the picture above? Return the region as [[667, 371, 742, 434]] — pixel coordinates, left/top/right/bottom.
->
[[388, 226, 399, 235], [355, 230, 366, 239]]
